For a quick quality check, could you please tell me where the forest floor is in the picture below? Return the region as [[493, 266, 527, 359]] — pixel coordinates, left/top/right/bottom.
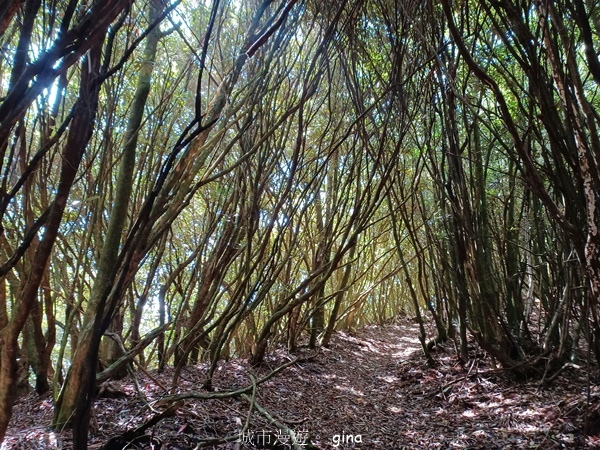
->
[[3, 319, 600, 449]]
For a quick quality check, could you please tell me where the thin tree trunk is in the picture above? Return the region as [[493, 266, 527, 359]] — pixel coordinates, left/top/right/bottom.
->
[[321, 245, 356, 347], [53, 0, 162, 428], [0, 43, 102, 442]]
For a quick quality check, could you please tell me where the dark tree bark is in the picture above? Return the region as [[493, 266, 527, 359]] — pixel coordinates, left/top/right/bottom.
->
[[0, 39, 103, 442]]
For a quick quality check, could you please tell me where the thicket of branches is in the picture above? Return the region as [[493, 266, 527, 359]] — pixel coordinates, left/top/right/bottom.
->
[[0, 0, 599, 445]]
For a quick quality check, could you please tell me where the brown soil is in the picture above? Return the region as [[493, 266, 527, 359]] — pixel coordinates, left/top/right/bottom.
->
[[2, 319, 599, 449]]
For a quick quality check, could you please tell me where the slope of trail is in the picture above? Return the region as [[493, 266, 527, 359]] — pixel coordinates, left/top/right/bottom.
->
[[2, 320, 597, 449]]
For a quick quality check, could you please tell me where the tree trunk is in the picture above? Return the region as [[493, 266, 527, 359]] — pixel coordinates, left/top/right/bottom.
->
[[0, 42, 102, 442], [53, 0, 162, 429], [321, 244, 356, 347]]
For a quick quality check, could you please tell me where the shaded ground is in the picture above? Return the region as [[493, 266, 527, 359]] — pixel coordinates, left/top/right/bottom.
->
[[3, 319, 600, 449]]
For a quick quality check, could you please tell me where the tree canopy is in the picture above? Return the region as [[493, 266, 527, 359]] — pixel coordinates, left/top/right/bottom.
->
[[1, 0, 599, 446]]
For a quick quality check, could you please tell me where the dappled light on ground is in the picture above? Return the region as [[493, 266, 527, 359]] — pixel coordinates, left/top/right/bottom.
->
[[2, 320, 599, 448]]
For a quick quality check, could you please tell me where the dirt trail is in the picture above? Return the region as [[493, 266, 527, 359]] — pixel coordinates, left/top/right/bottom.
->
[[2, 320, 596, 449], [242, 322, 590, 449]]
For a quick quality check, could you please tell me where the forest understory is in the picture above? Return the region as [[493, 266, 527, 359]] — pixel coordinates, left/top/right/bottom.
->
[[2, 319, 599, 450], [4, 0, 600, 447]]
